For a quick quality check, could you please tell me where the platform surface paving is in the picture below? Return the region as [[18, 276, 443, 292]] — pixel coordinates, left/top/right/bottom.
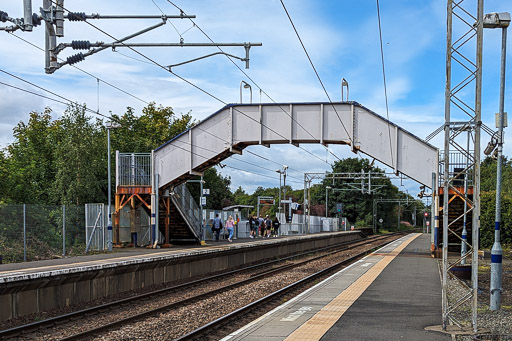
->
[[0, 232, 359, 283], [222, 233, 449, 341]]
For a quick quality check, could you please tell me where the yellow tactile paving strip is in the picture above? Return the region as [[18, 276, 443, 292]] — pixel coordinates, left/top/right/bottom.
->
[[284, 233, 421, 341]]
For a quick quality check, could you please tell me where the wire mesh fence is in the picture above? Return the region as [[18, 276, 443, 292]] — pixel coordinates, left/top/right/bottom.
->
[[0, 204, 85, 264]]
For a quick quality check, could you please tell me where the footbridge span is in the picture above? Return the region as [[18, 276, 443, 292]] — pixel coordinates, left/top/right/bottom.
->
[[115, 102, 438, 245]]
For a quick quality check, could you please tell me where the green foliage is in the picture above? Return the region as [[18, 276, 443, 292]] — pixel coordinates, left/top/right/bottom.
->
[[0, 102, 194, 205], [186, 168, 234, 210], [480, 191, 512, 248], [52, 104, 105, 205], [4, 108, 59, 204], [111, 103, 194, 153], [479, 156, 512, 248], [311, 158, 404, 225], [481, 156, 512, 193]]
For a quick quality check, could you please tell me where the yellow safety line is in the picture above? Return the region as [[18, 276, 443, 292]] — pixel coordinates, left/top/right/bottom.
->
[[0, 244, 234, 276], [284, 233, 421, 341]]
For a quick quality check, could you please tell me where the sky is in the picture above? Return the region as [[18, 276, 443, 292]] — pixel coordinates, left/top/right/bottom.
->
[[1, 0, 511, 199]]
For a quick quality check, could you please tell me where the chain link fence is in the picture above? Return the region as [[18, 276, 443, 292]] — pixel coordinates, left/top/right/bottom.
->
[[0, 204, 85, 264]]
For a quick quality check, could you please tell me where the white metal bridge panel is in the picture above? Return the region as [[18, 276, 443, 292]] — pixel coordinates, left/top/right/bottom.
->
[[154, 102, 438, 189]]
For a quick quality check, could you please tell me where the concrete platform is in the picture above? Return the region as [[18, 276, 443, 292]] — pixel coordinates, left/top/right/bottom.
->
[[222, 233, 449, 341], [0, 231, 363, 321]]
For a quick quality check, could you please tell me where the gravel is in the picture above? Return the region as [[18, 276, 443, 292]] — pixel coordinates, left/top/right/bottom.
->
[[1, 235, 396, 340], [94, 237, 395, 341], [444, 251, 512, 341]]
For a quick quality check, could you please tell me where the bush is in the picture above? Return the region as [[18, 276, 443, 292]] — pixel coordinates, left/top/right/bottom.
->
[[480, 191, 512, 249]]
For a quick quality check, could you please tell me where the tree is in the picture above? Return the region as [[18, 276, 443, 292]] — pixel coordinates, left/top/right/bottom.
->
[[480, 191, 512, 248], [480, 156, 512, 194], [3, 108, 59, 204], [233, 186, 251, 205], [111, 103, 194, 153], [52, 103, 105, 205], [187, 168, 234, 210], [312, 158, 401, 226]]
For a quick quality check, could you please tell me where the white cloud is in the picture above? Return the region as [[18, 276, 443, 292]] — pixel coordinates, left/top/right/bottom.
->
[[1, 0, 511, 193]]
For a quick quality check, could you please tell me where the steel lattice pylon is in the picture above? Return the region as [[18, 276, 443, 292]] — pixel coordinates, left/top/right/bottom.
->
[[442, 0, 483, 332]]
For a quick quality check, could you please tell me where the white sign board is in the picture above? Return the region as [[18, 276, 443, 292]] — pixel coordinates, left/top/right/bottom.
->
[[209, 212, 214, 219], [203, 189, 210, 195], [281, 199, 292, 204], [201, 197, 206, 206]]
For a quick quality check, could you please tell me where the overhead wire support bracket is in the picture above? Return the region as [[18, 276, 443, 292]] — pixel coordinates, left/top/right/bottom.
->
[[66, 13, 196, 20], [41, 3, 261, 73], [167, 51, 247, 70]]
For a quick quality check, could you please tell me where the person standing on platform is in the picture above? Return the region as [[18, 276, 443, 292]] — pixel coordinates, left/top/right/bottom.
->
[[272, 216, 281, 237], [265, 215, 272, 237], [225, 215, 234, 242], [212, 214, 222, 241], [249, 215, 258, 238], [258, 215, 265, 237]]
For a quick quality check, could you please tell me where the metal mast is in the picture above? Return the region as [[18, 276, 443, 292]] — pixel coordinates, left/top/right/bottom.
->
[[442, 0, 483, 332]]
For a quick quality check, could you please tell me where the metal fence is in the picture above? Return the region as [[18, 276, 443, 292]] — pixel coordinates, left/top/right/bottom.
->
[[199, 211, 341, 241], [117, 152, 152, 186], [0, 204, 85, 264]]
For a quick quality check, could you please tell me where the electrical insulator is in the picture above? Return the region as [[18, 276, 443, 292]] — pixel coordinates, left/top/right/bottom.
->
[[32, 13, 41, 27], [67, 53, 85, 65], [67, 12, 87, 21], [71, 41, 91, 50], [0, 10, 8, 23]]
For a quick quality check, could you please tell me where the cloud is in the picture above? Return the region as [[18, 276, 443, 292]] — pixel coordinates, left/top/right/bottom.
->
[[1, 0, 511, 194]]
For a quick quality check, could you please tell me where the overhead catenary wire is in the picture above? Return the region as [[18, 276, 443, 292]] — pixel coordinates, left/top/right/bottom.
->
[[49, 0, 334, 169], [4, 20, 307, 184], [0, 68, 114, 120], [12, 1, 307, 183], [0, 80, 71, 107], [155, 129, 303, 184], [375, 0, 395, 168], [279, 0, 353, 145], [171, 138, 304, 181], [8, 32, 150, 105], [0, 73, 305, 186], [165, 0, 343, 164], [150, 0, 183, 39]]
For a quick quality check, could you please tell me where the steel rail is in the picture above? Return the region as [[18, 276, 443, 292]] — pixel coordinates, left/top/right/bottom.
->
[[56, 235, 398, 341], [175, 236, 398, 340], [0, 233, 393, 339]]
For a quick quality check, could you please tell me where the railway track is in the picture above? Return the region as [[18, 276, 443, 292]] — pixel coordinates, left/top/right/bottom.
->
[[0, 233, 400, 340]]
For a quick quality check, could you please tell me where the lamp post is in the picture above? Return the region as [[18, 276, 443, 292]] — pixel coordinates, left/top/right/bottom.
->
[[240, 80, 252, 103], [282, 165, 288, 221], [106, 121, 121, 251], [276, 169, 283, 219], [484, 11, 510, 311], [325, 186, 332, 217]]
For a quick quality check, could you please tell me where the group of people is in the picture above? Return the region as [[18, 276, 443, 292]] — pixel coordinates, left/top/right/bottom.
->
[[248, 214, 280, 238], [210, 213, 281, 242], [211, 213, 236, 242]]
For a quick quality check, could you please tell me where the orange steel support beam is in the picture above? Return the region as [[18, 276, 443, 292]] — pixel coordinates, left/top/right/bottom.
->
[[114, 193, 121, 245], [166, 196, 170, 245]]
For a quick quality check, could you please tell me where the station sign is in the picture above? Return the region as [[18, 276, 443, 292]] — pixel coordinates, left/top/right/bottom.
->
[[259, 199, 275, 205]]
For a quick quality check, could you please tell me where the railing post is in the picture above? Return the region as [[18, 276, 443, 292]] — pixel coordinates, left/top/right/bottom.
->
[[62, 204, 66, 257], [23, 204, 26, 262]]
